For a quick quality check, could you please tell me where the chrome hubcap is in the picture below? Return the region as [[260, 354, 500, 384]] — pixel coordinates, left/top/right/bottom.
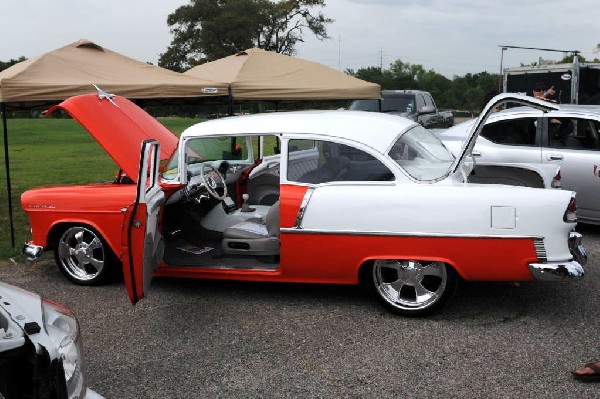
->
[[58, 227, 105, 281], [373, 260, 447, 310]]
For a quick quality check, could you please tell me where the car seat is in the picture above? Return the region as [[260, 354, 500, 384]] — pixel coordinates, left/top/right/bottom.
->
[[296, 156, 350, 184], [221, 200, 280, 256]]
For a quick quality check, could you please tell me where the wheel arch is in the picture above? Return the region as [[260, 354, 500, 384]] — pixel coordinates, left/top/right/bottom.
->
[[47, 220, 120, 260], [357, 255, 464, 285]]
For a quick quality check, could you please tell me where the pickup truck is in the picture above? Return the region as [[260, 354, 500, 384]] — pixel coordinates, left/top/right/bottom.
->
[[349, 90, 454, 128]]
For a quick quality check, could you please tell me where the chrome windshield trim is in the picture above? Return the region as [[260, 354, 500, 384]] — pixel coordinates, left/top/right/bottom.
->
[[294, 187, 315, 229], [281, 228, 542, 240]]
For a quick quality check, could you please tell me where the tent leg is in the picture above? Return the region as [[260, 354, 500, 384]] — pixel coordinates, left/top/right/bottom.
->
[[1, 103, 15, 248], [227, 89, 234, 116]]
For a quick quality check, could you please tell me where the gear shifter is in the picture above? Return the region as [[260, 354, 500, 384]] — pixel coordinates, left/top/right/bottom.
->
[[240, 193, 255, 212]]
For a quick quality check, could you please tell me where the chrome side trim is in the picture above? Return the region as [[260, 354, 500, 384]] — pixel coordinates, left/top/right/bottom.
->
[[533, 237, 547, 262], [529, 260, 584, 281], [280, 227, 542, 240], [294, 187, 315, 229]]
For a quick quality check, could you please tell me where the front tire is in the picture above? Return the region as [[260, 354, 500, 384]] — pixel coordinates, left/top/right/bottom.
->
[[54, 226, 115, 285], [370, 260, 458, 317]]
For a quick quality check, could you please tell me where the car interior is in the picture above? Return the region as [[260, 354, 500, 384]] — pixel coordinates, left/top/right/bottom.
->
[[157, 135, 395, 269]]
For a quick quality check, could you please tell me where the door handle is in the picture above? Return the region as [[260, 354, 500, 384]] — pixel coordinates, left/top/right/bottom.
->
[[547, 154, 564, 161], [471, 151, 482, 158]]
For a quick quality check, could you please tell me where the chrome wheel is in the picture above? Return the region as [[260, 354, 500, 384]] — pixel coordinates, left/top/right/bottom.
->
[[372, 260, 455, 316], [55, 226, 111, 285]]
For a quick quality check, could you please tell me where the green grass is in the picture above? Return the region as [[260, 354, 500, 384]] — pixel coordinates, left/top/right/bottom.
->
[[0, 117, 201, 258]]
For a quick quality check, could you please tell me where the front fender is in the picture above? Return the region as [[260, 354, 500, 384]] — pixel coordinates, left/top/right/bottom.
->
[[21, 184, 136, 258]]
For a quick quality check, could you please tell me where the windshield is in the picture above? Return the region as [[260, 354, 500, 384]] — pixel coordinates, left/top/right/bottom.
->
[[349, 95, 416, 113], [381, 95, 415, 113], [162, 136, 252, 180], [388, 125, 455, 181], [349, 99, 379, 112]]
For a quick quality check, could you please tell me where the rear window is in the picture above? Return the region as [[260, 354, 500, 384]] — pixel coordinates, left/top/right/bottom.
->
[[389, 125, 455, 181]]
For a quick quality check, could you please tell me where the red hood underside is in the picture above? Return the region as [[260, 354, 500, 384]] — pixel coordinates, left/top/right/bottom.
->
[[45, 93, 178, 182]]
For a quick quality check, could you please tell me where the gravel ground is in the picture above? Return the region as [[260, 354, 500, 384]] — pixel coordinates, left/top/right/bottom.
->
[[1, 223, 599, 398]]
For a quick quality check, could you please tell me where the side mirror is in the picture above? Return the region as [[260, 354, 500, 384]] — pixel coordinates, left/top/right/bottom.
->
[[418, 105, 436, 115]]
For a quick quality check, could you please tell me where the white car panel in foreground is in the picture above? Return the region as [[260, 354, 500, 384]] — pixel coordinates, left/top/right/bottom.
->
[[0, 282, 103, 398]]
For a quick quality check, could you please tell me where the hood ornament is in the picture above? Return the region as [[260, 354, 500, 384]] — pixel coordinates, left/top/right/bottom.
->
[[93, 84, 120, 108]]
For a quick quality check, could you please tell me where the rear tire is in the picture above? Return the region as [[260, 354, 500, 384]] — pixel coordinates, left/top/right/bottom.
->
[[369, 259, 458, 317], [54, 226, 116, 285]]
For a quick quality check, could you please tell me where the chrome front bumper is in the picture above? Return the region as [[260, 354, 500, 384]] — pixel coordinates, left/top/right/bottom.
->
[[22, 243, 44, 261], [528, 232, 587, 281]]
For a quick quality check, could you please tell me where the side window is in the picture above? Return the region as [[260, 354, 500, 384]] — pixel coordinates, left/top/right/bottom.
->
[[547, 118, 600, 150], [424, 94, 435, 108], [252, 135, 281, 158], [287, 139, 394, 184], [481, 118, 537, 146], [416, 94, 426, 109]]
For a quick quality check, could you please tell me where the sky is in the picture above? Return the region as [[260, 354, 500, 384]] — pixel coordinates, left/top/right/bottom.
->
[[1, 0, 599, 78]]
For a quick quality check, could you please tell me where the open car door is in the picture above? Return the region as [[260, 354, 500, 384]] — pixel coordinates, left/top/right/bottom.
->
[[122, 139, 165, 304]]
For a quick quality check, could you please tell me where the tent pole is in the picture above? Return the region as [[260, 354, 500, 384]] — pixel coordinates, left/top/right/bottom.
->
[[1, 103, 15, 248], [227, 88, 234, 116]]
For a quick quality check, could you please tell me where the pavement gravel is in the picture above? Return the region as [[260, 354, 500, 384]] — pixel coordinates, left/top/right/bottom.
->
[[1, 223, 599, 398]]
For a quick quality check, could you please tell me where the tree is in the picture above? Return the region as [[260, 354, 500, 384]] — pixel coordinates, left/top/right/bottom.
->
[[159, 0, 332, 72], [0, 56, 26, 72], [350, 60, 499, 111]]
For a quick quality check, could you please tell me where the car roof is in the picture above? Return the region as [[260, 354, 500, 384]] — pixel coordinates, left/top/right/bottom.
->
[[181, 110, 419, 154], [493, 104, 600, 119], [439, 103, 600, 140], [380, 90, 427, 96]]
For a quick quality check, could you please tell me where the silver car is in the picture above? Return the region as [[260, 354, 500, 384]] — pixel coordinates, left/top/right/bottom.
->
[[439, 105, 600, 224]]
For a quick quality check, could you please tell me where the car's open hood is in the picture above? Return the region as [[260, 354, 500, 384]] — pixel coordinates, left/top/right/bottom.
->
[[45, 90, 178, 182], [450, 93, 560, 175]]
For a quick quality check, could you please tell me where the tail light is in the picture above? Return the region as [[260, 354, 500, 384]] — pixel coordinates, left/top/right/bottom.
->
[[563, 195, 577, 223], [551, 167, 562, 189]]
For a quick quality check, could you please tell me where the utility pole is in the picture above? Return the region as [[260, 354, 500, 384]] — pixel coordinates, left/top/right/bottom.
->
[[338, 34, 341, 71], [498, 47, 507, 92]]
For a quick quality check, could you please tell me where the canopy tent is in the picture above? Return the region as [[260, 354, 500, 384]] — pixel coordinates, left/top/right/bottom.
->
[[184, 48, 380, 103], [0, 39, 228, 247], [0, 39, 227, 105]]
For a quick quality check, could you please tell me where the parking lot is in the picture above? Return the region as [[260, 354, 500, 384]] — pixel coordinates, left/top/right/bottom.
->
[[1, 223, 599, 398]]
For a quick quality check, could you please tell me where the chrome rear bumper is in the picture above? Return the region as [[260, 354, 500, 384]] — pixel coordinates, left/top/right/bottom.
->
[[528, 232, 587, 281]]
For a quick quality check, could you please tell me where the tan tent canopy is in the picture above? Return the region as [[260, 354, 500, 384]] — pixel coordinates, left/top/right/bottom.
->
[[185, 48, 380, 101], [0, 39, 227, 104], [0, 39, 228, 248]]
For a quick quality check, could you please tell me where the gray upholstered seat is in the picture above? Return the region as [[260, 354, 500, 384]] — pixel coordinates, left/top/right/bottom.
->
[[297, 156, 350, 184], [221, 200, 280, 256]]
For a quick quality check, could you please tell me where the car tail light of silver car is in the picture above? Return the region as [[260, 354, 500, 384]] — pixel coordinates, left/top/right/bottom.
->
[[563, 195, 577, 223], [42, 298, 87, 399]]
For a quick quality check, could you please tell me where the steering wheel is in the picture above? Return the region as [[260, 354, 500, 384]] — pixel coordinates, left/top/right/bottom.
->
[[200, 164, 227, 200]]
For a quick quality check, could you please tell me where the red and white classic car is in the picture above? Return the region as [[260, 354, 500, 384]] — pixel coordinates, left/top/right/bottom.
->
[[21, 90, 587, 316]]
